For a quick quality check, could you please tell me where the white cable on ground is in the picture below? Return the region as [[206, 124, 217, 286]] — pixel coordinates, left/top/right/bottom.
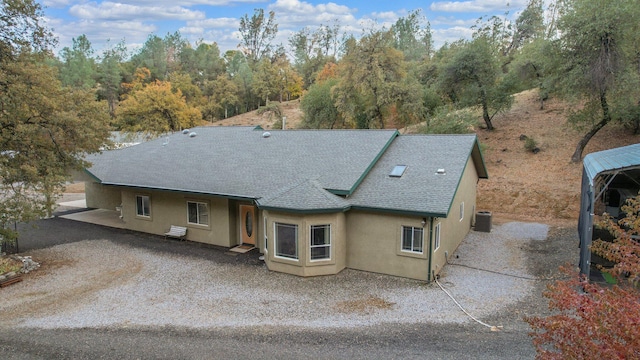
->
[[435, 276, 502, 332]]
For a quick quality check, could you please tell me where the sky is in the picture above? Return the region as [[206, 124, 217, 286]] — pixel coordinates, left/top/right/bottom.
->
[[41, 0, 530, 57]]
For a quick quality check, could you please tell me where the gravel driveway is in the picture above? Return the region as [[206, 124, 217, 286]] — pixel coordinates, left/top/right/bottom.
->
[[1, 218, 577, 331]]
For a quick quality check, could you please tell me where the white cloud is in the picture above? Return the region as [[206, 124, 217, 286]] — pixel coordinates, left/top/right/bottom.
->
[[186, 17, 238, 29], [430, 0, 527, 13], [43, 0, 77, 8], [268, 0, 357, 27], [69, 1, 205, 21], [51, 18, 157, 54], [431, 26, 474, 47]]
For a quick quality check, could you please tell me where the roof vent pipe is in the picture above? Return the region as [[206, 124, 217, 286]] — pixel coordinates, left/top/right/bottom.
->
[[189, 132, 197, 138], [436, 168, 446, 175], [182, 129, 190, 134], [262, 132, 271, 138]]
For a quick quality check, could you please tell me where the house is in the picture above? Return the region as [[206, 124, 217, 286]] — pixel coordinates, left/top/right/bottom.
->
[[81, 126, 488, 281], [578, 143, 640, 278]]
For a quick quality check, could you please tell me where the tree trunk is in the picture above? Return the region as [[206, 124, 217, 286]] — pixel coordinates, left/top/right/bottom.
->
[[571, 93, 612, 163], [480, 88, 494, 130]]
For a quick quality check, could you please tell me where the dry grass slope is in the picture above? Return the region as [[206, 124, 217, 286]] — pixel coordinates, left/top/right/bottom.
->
[[475, 90, 638, 225]]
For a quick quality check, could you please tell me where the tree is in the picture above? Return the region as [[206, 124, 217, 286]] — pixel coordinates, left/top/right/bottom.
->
[[0, 0, 109, 246], [527, 195, 640, 359], [0, 0, 55, 61], [272, 53, 303, 102], [503, 0, 545, 57], [1, 54, 111, 243], [390, 9, 432, 62], [549, 0, 640, 162], [252, 58, 278, 105], [168, 72, 202, 106], [332, 30, 419, 129], [116, 80, 201, 136], [201, 74, 239, 121], [224, 50, 256, 112], [97, 40, 127, 119], [130, 32, 186, 81], [179, 41, 225, 86], [437, 37, 513, 130], [59, 34, 96, 89], [238, 8, 278, 64], [301, 78, 341, 129]]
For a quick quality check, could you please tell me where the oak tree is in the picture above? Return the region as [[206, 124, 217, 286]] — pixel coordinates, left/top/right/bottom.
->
[[116, 80, 201, 136], [1, 0, 110, 245]]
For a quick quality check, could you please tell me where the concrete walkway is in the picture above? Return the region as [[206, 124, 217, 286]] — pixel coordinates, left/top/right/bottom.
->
[[59, 209, 126, 229]]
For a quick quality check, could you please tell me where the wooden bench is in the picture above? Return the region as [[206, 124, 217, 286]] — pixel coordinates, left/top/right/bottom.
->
[[165, 225, 187, 240]]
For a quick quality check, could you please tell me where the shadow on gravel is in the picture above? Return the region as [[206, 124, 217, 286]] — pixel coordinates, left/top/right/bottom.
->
[[16, 216, 263, 266]]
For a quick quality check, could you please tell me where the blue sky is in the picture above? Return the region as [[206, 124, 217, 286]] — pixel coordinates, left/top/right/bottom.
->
[[41, 0, 530, 56]]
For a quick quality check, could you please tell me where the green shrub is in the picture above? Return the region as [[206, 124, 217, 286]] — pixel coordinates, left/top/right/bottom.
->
[[524, 137, 538, 152]]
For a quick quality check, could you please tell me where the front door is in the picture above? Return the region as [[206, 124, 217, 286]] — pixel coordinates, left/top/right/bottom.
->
[[240, 205, 256, 245]]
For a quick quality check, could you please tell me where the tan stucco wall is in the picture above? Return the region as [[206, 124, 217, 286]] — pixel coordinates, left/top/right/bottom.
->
[[346, 211, 430, 281], [84, 182, 121, 210], [263, 211, 347, 277], [120, 190, 232, 247], [431, 156, 480, 277]]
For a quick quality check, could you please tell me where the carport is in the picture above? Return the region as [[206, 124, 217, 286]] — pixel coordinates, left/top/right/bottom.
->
[[578, 143, 640, 276]]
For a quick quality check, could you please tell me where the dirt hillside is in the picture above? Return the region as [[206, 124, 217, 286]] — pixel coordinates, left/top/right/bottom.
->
[[206, 100, 304, 129], [474, 90, 638, 225]]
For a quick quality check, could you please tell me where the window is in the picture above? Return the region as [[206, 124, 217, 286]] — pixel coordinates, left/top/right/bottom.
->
[[310, 224, 331, 261], [136, 195, 150, 217], [275, 222, 298, 260], [460, 202, 464, 221], [402, 226, 424, 253], [434, 223, 441, 250], [187, 201, 209, 226]]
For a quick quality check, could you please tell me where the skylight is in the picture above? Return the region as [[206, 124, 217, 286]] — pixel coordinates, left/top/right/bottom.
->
[[389, 165, 407, 177]]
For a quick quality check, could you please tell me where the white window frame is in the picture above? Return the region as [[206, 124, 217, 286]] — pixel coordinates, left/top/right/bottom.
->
[[135, 195, 151, 218], [310, 224, 331, 261], [401, 226, 424, 254], [434, 222, 441, 250], [274, 222, 298, 260], [460, 202, 465, 222], [187, 201, 209, 226]]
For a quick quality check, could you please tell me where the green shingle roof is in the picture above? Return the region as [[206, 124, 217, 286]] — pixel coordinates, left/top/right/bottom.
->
[[85, 127, 487, 217], [347, 134, 487, 217], [86, 126, 397, 199]]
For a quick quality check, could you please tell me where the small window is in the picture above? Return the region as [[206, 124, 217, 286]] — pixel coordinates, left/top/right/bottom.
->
[[187, 201, 209, 226], [136, 195, 150, 217], [434, 223, 441, 250], [275, 222, 298, 260], [460, 202, 464, 221], [310, 224, 331, 261], [389, 165, 407, 177], [402, 226, 424, 253]]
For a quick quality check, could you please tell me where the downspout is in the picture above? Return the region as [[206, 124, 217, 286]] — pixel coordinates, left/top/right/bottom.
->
[[427, 217, 434, 282]]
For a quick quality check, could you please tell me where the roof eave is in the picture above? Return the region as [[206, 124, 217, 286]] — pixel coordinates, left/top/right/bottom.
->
[[257, 205, 350, 214], [100, 182, 258, 201], [350, 205, 447, 218]]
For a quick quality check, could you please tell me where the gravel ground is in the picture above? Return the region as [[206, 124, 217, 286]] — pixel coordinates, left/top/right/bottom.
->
[[0, 220, 573, 332]]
